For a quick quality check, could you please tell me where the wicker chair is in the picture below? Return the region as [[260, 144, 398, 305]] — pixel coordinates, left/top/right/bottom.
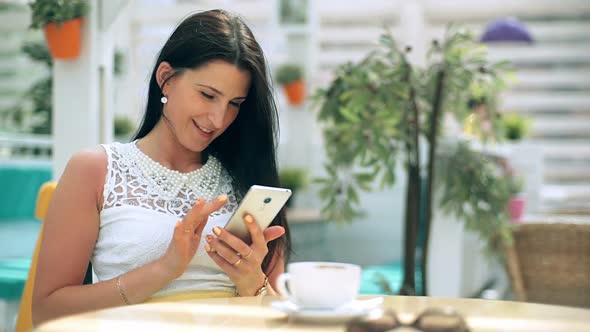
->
[[505, 223, 590, 308]]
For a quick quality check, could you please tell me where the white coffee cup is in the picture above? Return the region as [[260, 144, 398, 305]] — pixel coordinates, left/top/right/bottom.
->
[[276, 261, 361, 309]]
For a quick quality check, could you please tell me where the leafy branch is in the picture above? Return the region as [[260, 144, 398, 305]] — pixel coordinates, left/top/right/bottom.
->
[[314, 27, 514, 295]]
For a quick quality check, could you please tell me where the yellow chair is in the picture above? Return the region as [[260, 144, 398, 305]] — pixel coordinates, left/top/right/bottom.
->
[[15, 181, 57, 332]]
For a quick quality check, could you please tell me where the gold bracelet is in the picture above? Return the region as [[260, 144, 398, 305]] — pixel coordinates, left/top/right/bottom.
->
[[116, 276, 131, 305], [255, 276, 269, 297], [235, 275, 269, 297]]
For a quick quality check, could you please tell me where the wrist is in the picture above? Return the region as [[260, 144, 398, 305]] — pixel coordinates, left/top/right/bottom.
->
[[154, 257, 180, 282], [236, 273, 267, 297]]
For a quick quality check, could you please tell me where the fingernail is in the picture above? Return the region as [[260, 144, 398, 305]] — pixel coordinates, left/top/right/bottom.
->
[[245, 214, 254, 224], [206, 235, 213, 242], [217, 194, 227, 203], [213, 227, 221, 236], [205, 244, 211, 252]]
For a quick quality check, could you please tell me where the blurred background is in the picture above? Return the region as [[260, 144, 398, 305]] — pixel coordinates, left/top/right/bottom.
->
[[0, 0, 589, 331]]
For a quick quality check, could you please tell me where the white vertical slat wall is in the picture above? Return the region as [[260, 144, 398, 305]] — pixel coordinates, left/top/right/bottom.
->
[[423, 0, 590, 213], [314, 0, 402, 87]]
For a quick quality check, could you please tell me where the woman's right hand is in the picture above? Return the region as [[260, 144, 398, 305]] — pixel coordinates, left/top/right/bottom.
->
[[159, 195, 228, 278]]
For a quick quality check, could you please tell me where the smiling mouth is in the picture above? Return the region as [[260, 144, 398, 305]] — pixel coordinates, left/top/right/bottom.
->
[[193, 120, 214, 134]]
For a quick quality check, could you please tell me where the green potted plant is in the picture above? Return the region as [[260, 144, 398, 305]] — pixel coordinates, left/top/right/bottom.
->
[[315, 29, 513, 295], [114, 115, 136, 141], [29, 0, 89, 60], [113, 49, 125, 76], [279, 0, 308, 25], [463, 94, 505, 142], [276, 64, 305, 106], [501, 112, 530, 141], [279, 167, 308, 208], [506, 171, 526, 223]]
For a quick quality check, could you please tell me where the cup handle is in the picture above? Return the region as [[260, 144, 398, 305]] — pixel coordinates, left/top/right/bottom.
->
[[276, 273, 293, 301]]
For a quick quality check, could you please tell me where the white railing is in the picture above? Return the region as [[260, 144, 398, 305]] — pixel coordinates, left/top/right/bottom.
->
[[0, 132, 52, 162]]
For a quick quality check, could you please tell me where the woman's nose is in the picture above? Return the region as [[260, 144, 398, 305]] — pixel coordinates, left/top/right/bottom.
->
[[208, 103, 228, 129]]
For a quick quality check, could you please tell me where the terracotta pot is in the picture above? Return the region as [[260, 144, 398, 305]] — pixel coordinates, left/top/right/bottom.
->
[[283, 80, 305, 106], [509, 195, 526, 223], [44, 18, 83, 60]]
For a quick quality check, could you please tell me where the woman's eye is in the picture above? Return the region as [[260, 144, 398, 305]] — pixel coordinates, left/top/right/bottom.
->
[[200, 92, 214, 100], [230, 101, 242, 108]]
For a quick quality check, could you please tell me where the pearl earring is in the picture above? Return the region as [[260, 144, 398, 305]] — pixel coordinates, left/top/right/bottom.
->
[[161, 96, 168, 104]]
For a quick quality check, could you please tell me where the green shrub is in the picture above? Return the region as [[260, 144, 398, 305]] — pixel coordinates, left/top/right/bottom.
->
[[502, 113, 530, 141], [114, 115, 136, 137], [275, 64, 303, 85], [279, 168, 308, 192], [29, 0, 89, 29]]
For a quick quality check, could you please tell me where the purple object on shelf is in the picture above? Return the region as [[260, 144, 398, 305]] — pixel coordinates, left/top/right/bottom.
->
[[480, 17, 534, 44]]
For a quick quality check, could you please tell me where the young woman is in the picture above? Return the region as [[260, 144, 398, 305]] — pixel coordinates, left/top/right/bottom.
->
[[33, 9, 290, 324]]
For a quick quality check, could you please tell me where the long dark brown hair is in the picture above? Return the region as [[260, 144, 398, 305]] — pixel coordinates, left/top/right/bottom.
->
[[133, 9, 290, 272]]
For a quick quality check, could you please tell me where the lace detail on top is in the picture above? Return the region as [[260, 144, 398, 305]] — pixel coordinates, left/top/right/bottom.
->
[[94, 142, 240, 297], [102, 142, 238, 216]]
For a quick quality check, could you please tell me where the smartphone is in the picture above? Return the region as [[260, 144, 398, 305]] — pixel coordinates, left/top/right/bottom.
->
[[223, 185, 292, 242]]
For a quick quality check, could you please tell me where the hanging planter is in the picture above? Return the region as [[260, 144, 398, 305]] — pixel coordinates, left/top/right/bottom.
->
[[283, 79, 305, 106], [43, 18, 83, 59], [29, 0, 89, 60], [275, 64, 305, 106]]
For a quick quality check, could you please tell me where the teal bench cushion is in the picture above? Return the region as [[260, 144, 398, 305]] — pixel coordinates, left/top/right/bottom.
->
[[0, 220, 41, 300], [0, 162, 50, 300], [0, 258, 32, 300], [0, 162, 51, 221]]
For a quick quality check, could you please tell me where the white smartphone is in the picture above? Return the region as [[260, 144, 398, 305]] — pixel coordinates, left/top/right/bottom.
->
[[223, 185, 292, 242]]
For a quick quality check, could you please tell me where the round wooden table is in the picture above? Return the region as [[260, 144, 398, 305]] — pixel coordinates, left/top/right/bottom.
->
[[35, 295, 590, 332]]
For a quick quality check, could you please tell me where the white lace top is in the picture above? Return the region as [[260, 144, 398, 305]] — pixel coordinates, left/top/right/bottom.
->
[[92, 141, 239, 298]]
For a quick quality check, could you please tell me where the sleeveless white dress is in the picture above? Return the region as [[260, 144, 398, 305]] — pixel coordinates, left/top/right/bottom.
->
[[92, 141, 239, 298]]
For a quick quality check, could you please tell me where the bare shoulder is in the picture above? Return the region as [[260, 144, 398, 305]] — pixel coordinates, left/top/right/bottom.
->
[[66, 146, 107, 172], [64, 146, 107, 177], [60, 146, 108, 203]]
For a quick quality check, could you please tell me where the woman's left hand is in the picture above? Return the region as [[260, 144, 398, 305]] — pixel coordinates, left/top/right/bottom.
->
[[205, 214, 284, 296]]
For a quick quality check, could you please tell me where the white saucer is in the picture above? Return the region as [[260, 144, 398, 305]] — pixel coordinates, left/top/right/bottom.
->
[[270, 298, 383, 323]]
